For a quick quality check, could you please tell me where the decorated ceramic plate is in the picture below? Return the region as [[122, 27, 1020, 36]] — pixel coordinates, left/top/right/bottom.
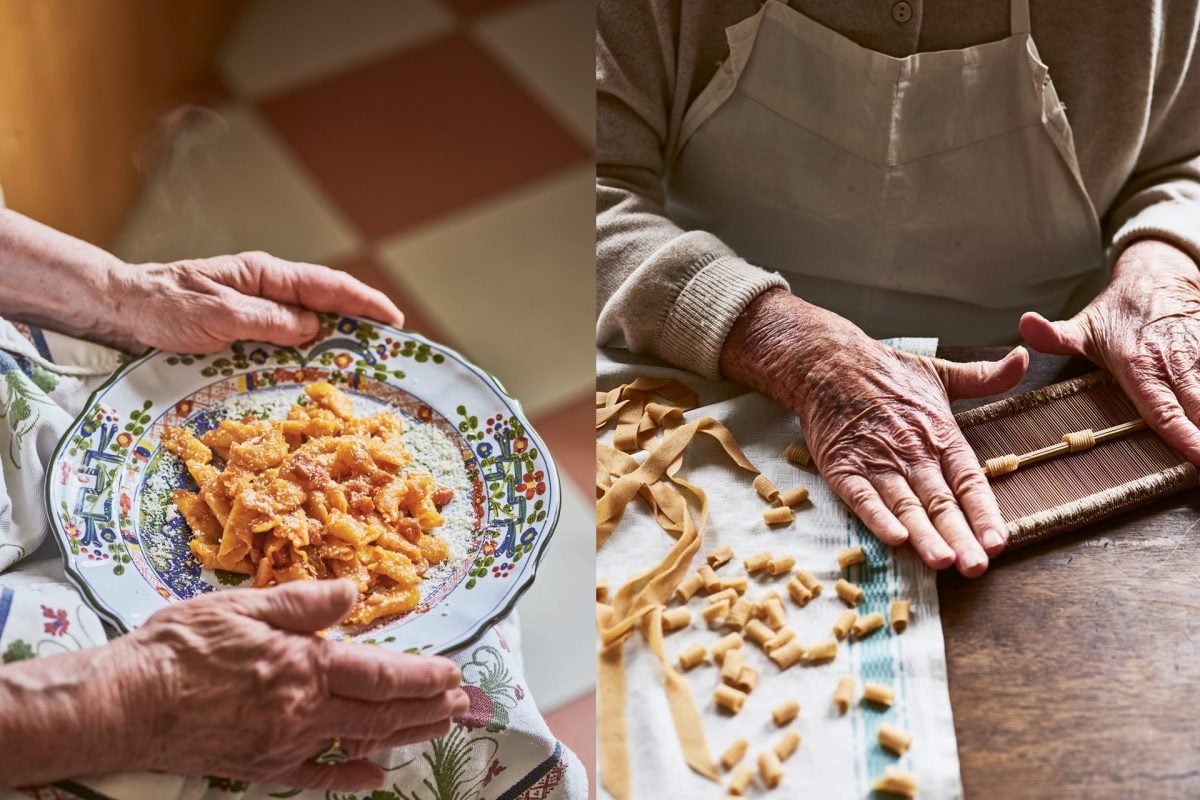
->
[[43, 314, 559, 654]]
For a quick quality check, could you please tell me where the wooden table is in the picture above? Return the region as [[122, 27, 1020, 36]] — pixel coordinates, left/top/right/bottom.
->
[[939, 347, 1200, 800]]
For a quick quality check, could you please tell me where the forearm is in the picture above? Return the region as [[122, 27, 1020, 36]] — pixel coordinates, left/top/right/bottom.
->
[[0, 640, 149, 787], [0, 208, 124, 341]]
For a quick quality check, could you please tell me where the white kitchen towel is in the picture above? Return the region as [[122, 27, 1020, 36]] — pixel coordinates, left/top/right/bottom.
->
[[597, 340, 963, 800]]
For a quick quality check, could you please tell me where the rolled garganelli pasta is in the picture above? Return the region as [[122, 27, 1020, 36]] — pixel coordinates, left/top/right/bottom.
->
[[758, 749, 784, 789], [753, 473, 781, 502], [773, 730, 801, 761], [678, 642, 708, 670], [767, 554, 796, 576], [871, 766, 918, 798], [787, 576, 813, 606], [833, 675, 856, 713], [763, 595, 788, 629], [777, 485, 810, 507], [712, 631, 744, 663], [800, 637, 838, 665], [596, 580, 609, 604], [699, 564, 721, 593], [890, 599, 911, 632], [728, 765, 755, 795], [702, 599, 731, 624], [851, 611, 885, 640], [836, 578, 865, 607], [720, 738, 749, 771], [707, 544, 734, 569], [768, 638, 806, 669], [726, 597, 755, 630], [832, 609, 858, 641], [719, 576, 749, 593], [661, 606, 692, 632], [744, 551, 773, 573], [771, 698, 800, 726], [877, 723, 914, 755], [762, 506, 794, 526], [794, 570, 823, 596], [733, 665, 759, 693], [837, 545, 866, 568], [784, 440, 811, 466], [714, 683, 748, 714], [707, 587, 739, 607], [744, 618, 775, 647], [720, 648, 746, 684], [764, 626, 797, 654], [673, 571, 704, 602], [863, 681, 895, 707]]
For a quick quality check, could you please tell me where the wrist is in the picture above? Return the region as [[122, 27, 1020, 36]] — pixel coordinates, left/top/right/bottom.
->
[[718, 288, 867, 412], [1114, 239, 1200, 283], [0, 636, 161, 786]]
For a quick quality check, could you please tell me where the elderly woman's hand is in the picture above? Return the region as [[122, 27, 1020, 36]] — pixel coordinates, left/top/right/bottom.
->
[[1021, 240, 1200, 463], [721, 289, 1029, 576], [0, 580, 467, 791], [106, 252, 406, 354]]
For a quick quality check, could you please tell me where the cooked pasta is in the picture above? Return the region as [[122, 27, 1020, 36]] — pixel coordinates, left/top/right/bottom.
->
[[890, 599, 911, 632], [720, 738, 749, 771], [771, 698, 800, 726], [835, 579, 864, 607], [877, 723, 914, 755], [162, 381, 455, 626], [833, 675, 856, 713], [850, 612, 884, 640], [836, 545, 865, 568], [863, 681, 895, 707]]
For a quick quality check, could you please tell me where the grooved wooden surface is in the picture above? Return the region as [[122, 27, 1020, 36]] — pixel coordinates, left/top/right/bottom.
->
[[939, 347, 1200, 800]]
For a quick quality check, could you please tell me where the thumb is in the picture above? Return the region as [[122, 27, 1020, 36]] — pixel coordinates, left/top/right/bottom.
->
[[933, 346, 1029, 401], [1019, 311, 1090, 357], [239, 579, 358, 632]]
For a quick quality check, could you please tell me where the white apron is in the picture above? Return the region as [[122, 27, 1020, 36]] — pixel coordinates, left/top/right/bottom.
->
[[665, 0, 1105, 344]]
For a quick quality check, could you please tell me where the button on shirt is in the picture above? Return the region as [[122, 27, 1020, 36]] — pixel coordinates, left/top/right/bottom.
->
[[892, 1, 913, 23]]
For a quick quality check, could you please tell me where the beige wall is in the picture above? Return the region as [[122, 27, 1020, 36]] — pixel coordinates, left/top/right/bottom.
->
[[0, 0, 243, 245]]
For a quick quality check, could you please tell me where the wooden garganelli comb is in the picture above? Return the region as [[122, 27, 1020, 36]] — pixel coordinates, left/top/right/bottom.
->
[[955, 371, 1200, 550]]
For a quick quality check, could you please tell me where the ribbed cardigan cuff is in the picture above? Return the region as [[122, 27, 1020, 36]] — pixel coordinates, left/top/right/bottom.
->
[[658, 257, 789, 380], [1111, 200, 1200, 270]]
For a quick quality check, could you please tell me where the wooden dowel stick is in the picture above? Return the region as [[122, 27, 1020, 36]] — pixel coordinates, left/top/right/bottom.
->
[[983, 419, 1147, 478]]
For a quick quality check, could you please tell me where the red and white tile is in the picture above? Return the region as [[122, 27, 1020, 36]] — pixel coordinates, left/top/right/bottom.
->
[[111, 0, 595, 785]]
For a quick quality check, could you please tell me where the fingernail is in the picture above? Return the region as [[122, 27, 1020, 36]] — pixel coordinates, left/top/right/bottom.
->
[[451, 689, 470, 716], [445, 664, 462, 688], [982, 528, 1005, 551], [961, 550, 988, 574]]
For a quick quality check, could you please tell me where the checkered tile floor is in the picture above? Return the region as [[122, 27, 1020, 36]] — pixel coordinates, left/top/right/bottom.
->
[[111, 0, 595, 784]]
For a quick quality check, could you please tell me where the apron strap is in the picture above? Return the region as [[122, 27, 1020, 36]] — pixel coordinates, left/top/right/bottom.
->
[[1010, 0, 1031, 35]]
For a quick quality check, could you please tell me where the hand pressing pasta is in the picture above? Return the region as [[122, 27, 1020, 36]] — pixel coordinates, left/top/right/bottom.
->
[[0, 208, 405, 354], [0, 580, 467, 791], [721, 289, 1028, 576], [1021, 239, 1200, 464]]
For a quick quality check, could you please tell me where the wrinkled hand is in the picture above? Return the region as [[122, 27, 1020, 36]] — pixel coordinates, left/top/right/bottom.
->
[[105, 251, 406, 354], [0, 580, 466, 791], [1021, 239, 1200, 463], [721, 290, 1028, 576]]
